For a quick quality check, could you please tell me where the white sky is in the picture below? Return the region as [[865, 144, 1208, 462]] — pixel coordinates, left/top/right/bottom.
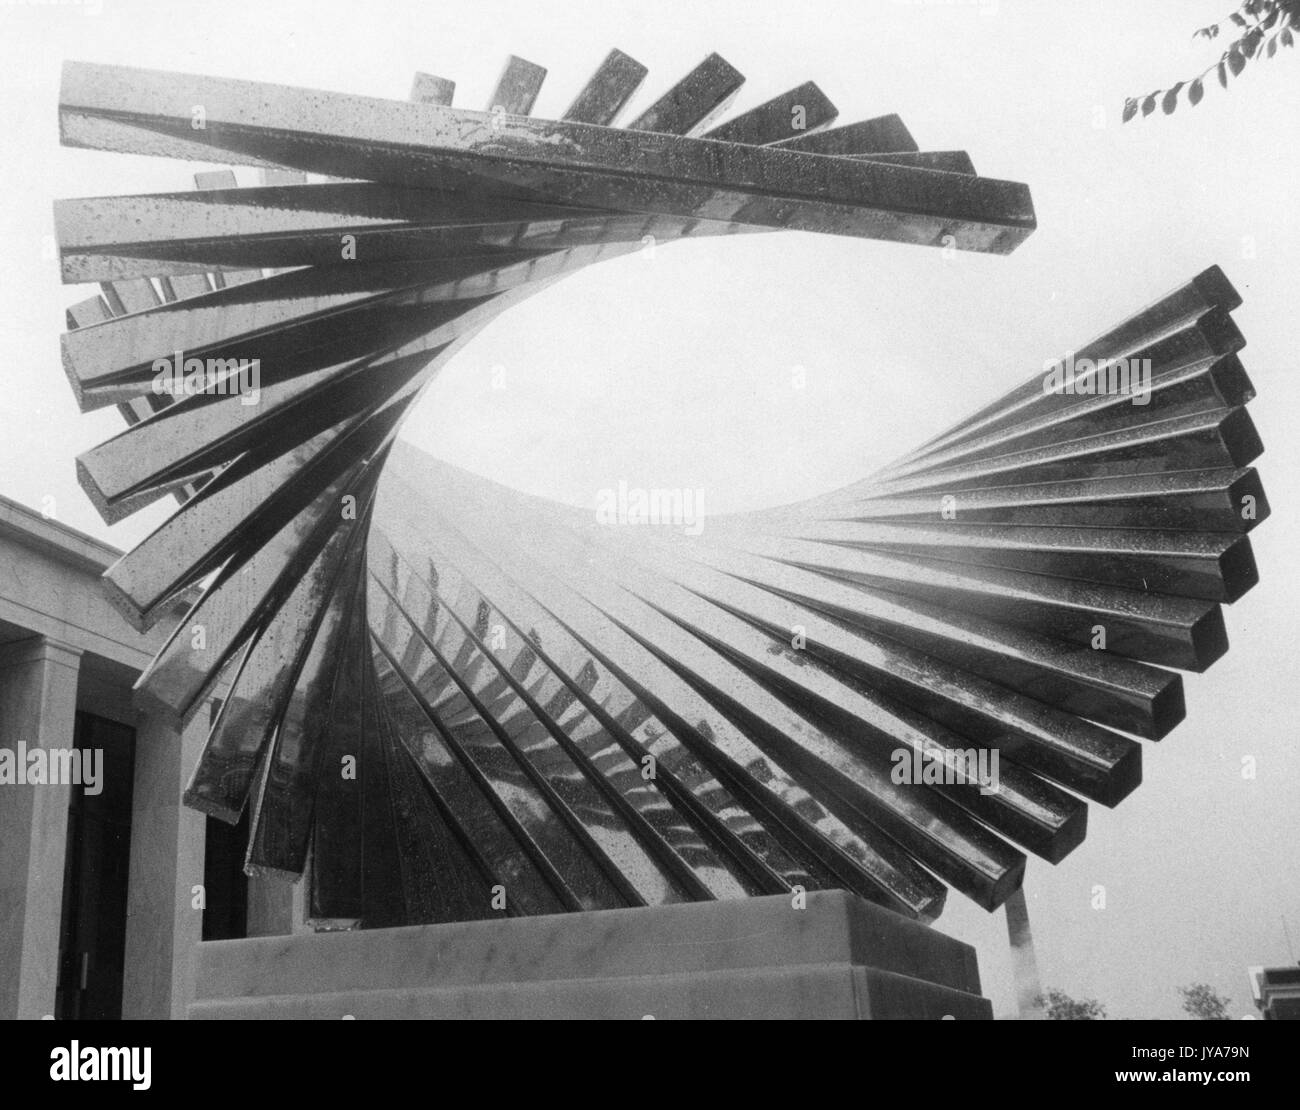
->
[[1, 0, 1297, 1018]]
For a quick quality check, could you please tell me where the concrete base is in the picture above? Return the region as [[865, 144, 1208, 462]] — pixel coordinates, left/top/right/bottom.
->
[[190, 891, 991, 1019]]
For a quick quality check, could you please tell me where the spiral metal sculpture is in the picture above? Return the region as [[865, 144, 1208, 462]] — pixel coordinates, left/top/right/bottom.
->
[[54, 53, 1265, 928]]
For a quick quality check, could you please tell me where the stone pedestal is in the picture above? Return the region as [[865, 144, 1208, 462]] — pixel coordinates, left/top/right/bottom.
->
[[189, 890, 991, 1019]]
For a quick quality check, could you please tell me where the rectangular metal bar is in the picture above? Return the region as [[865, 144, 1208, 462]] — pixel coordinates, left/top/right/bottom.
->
[[855, 151, 976, 174], [774, 115, 918, 154], [702, 81, 838, 145], [58, 62, 1037, 254], [561, 49, 647, 125], [410, 72, 455, 106], [306, 573, 371, 925], [626, 52, 745, 135], [769, 518, 1258, 604], [833, 468, 1268, 534], [486, 55, 547, 115], [57, 210, 690, 284], [54, 185, 671, 282]]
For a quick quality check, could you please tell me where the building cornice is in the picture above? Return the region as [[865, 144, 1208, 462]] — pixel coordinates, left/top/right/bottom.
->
[[0, 494, 122, 575]]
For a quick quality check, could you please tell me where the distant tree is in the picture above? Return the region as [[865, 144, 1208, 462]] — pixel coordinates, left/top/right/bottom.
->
[[1179, 983, 1232, 1020], [1124, 0, 1300, 122], [1035, 988, 1107, 1020]]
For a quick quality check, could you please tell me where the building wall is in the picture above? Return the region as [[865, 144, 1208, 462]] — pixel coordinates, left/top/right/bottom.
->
[[0, 495, 211, 1019]]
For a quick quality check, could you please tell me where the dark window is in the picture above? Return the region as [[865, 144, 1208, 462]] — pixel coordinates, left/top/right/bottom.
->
[[55, 711, 136, 1020], [202, 810, 249, 941]]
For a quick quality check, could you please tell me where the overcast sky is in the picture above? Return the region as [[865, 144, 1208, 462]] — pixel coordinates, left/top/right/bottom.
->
[[2, 0, 1297, 1018]]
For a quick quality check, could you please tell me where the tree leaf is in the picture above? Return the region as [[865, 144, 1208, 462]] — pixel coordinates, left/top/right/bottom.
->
[[1243, 27, 1263, 56], [1189, 78, 1205, 105], [1228, 44, 1247, 74], [1162, 84, 1182, 114], [1141, 93, 1158, 116], [1269, 34, 1279, 55], [1283, 26, 1294, 46], [1218, 59, 1230, 86], [1122, 97, 1139, 123], [1230, 12, 1248, 26]]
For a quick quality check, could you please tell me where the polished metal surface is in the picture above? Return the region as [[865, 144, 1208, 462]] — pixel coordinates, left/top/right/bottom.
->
[[53, 53, 1267, 930]]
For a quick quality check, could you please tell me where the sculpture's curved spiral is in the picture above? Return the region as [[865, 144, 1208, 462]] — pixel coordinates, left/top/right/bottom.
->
[[55, 54, 1265, 928]]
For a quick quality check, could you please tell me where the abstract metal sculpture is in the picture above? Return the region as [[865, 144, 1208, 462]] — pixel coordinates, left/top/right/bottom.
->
[[54, 54, 1265, 930]]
